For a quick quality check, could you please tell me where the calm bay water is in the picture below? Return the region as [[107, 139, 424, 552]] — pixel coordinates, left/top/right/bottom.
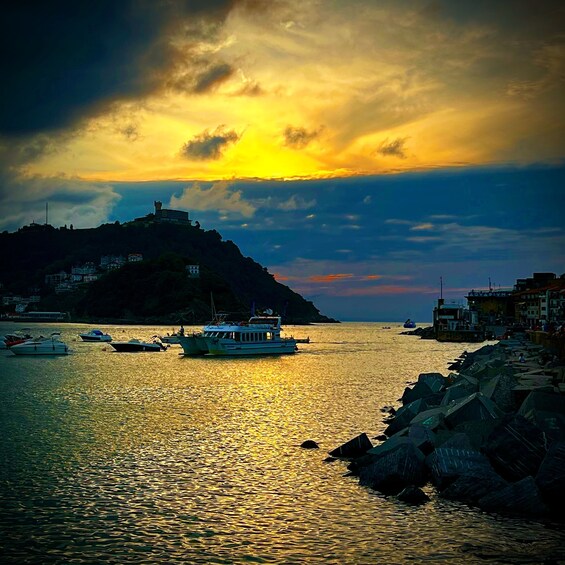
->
[[1, 322, 563, 564]]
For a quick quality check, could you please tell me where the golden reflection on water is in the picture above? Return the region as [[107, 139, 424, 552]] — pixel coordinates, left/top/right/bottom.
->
[[1, 322, 564, 563]]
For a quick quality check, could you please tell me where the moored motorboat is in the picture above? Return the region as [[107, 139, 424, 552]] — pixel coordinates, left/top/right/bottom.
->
[[79, 329, 112, 342], [10, 333, 70, 356], [178, 314, 297, 356], [110, 339, 166, 352], [3, 330, 33, 349]]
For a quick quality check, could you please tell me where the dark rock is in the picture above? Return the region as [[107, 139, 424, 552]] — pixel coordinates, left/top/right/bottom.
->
[[479, 372, 518, 412], [346, 453, 380, 476], [329, 432, 373, 458], [384, 398, 429, 436], [409, 406, 447, 431], [374, 434, 388, 442], [440, 468, 508, 504], [440, 383, 472, 407], [437, 432, 473, 450], [483, 414, 547, 482], [323, 456, 337, 463], [359, 442, 426, 495], [535, 441, 565, 511], [397, 486, 430, 505], [417, 372, 447, 392], [401, 381, 437, 405], [478, 476, 549, 517], [443, 392, 505, 429], [301, 440, 319, 449], [367, 436, 418, 458], [518, 391, 565, 442], [408, 424, 436, 455], [452, 419, 503, 451], [426, 447, 493, 490]]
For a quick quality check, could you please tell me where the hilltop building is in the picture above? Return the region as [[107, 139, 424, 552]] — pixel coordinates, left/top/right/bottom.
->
[[153, 201, 191, 224]]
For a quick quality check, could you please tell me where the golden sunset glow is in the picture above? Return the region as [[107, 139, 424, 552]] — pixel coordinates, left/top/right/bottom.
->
[[18, 1, 565, 184]]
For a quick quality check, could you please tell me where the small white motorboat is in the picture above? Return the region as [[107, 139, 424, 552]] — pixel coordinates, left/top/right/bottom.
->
[[10, 333, 70, 356], [110, 339, 166, 352], [79, 329, 112, 342]]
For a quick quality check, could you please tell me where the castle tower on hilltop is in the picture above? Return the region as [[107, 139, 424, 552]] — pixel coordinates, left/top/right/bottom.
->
[[153, 201, 190, 224]]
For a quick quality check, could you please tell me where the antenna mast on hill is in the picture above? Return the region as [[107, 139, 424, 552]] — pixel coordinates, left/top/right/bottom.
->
[[440, 276, 443, 299]]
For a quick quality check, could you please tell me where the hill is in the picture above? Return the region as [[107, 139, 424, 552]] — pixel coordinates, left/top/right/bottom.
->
[[0, 219, 337, 324]]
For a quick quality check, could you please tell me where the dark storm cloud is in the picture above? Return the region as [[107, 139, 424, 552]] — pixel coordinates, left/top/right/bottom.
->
[[0, 0, 240, 137], [180, 126, 240, 160], [375, 137, 408, 159], [194, 63, 235, 93], [283, 126, 323, 149]]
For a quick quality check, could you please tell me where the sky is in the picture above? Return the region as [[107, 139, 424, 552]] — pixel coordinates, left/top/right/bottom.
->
[[1, 0, 564, 321]]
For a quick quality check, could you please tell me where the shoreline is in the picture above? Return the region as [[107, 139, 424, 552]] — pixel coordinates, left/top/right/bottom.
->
[[328, 331, 565, 519]]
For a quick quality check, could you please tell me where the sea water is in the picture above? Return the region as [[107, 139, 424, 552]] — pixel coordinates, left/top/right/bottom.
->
[[0, 322, 563, 564]]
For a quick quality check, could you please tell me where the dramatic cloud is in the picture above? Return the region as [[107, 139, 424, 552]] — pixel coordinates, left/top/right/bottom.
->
[[375, 137, 409, 159], [0, 0, 242, 137], [180, 126, 240, 160], [283, 126, 323, 149], [0, 174, 120, 232], [170, 181, 256, 217], [171, 61, 236, 94]]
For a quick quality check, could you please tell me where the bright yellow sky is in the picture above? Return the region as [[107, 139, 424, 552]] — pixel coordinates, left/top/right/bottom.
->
[[23, 1, 565, 183]]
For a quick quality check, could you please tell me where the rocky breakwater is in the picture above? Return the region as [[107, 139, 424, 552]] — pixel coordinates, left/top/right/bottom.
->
[[329, 337, 565, 518]]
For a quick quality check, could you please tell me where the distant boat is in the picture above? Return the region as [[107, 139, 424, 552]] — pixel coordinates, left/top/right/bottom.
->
[[110, 339, 166, 352], [177, 314, 297, 356], [403, 319, 417, 329], [79, 329, 112, 342], [10, 333, 69, 356]]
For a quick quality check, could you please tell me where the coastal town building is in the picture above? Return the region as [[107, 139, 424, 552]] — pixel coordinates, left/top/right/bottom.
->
[[186, 264, 200, 278], [100, 255, 126, 270]]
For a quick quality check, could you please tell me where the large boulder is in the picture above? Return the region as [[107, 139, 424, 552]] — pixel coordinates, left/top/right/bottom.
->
[[535, 441, 565, 512], [359, 442, 426, 495], [518, 391, 565, 442], [329, 433, 373, 458], [409, 406, 448, 431], [416, 372, 447, 393], [426, 447, 493, 490], [440, 467, 508, 504], [483, 414, 547, 482], [384, 398, 429, 436], [479, 373, 518, 412], [478, 476, 549, 517], [401, 382, 431, 405], [443, 392, 505, 429]]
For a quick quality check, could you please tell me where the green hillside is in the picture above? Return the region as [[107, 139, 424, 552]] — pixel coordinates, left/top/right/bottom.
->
[[0, 219, 336, 324]]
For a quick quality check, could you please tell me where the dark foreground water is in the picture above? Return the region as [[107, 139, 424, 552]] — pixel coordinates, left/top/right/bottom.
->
[[1, 322, 563, 564]]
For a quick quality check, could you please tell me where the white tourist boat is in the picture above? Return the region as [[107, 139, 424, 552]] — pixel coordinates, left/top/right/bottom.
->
[[79, 329, 112, 342], [10, 333, 70, 356], [177, 314, 297, 356]]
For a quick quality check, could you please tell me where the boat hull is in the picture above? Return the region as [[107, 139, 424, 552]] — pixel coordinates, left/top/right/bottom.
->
[[204, 338, 297, 356], [80, 335, 112, 342], [10, 342, 69, 355], [177, 334, 207, 356], [110, 342, 163, 352]]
